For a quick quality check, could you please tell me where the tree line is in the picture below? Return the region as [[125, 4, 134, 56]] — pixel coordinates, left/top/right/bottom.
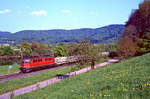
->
[[0, 41, 117, 65], [118, 0, 150, 58]]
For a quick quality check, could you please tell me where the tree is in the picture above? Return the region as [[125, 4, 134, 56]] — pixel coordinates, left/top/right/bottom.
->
[[31, 42, 53, 56], [118, 37, 138, 58], [0, 46, 14, 56], [20, 41, 32, 57], [118, 1, 150, 57], [69, 40, 101, 69], [53, 43, 69, 57]]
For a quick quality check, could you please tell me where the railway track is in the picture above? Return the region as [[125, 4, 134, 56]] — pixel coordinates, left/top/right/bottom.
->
[[0, 63, 76, 83]]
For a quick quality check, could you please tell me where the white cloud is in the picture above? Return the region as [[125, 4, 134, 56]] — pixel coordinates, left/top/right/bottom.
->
[[0, 9, 11, 14], [62, 10, 72, 14], [31, 10, 48, 15]]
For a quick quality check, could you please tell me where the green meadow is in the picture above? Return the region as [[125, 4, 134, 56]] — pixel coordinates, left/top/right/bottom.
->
[[15, 53, 150, 99], [0, 64, 19, 75], [0, 66, 76, 94]]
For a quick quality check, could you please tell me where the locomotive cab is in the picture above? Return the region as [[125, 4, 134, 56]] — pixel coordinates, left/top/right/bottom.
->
[[20, 59, 31, 72], [21, 59, 31, 66], [20, 56, 55, 73]]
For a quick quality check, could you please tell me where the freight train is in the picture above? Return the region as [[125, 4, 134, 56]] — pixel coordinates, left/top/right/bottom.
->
[[20, 56, 78, 73], [20, 52, 115, 73]]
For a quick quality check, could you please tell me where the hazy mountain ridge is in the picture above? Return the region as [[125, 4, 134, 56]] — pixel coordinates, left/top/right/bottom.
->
[[0, 24, 124, 44]]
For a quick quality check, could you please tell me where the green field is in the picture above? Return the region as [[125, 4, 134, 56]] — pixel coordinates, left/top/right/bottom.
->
[[15, 53, 150, 99], [0, 65, 78, 94], [0, 64, 19, 76], [0, 57, 108, 95]]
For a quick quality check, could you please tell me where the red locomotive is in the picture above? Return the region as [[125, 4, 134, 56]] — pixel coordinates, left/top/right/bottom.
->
[[20, 56, 55, 72]]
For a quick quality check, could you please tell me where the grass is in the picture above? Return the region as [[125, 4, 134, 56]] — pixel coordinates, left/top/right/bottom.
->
[[96, 57, 110, 64], [0, 65, 79, 94], [15, 53, 150, 99], [0, 64, 19, 76], [0, 57, 109, 95]]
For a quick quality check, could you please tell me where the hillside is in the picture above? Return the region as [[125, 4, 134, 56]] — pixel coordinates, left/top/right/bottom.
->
[[16, 53, 150, 99], [0, 24, 124, 44], [0, 31, 12, 44]]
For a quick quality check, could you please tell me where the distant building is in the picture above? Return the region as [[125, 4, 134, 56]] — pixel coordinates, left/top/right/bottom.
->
[[0, 43, 10, 46], [0, 40, 15, 46]]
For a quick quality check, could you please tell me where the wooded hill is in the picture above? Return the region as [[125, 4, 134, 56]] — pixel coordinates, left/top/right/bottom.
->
[[0, 24, 124, 44]]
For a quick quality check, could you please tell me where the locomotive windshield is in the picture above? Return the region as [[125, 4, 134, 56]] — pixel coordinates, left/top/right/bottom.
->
[[23, 59, 31, 63]]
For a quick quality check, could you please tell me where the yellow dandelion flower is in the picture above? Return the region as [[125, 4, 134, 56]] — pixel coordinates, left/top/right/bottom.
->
[[108, 94, 111, 96], [99, 94, 102, 96]]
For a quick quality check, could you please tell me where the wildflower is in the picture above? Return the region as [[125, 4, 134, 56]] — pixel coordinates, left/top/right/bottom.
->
[[99, 94, 102, 96], [99, 94, 111, 97], [144, 83, 150, 86]]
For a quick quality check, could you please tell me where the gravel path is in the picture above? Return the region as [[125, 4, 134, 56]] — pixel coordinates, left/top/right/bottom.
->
[[0, 59, 119, 99]]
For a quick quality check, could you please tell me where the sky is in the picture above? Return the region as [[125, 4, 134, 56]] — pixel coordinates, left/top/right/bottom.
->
[[0, 0, 143, 33]]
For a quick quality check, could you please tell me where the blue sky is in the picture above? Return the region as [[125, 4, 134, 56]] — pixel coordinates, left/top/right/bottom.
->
[[0, 0, 143, 33]]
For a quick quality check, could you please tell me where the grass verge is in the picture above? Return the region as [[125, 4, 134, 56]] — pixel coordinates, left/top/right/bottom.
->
[[0, 65, 77, 94], [0, 57, 108, 95], [0, 64, 19, 76], [15, 53, 150, 99]]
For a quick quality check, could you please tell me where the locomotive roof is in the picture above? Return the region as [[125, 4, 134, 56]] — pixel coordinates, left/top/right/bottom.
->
[[22, 55, 54, 60]]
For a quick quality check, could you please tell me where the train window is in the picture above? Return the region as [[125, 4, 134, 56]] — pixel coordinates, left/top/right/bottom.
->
[[33, 60, 35, 63], [45, 58, 47, 61], [44, 58, 53, 61]]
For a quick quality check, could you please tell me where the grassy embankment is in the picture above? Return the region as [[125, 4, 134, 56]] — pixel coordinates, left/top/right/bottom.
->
[[15, 53, 150, 99], [0, 66, 74, 94], [0, 57, 109, 95], [0, 64, 19, 75]]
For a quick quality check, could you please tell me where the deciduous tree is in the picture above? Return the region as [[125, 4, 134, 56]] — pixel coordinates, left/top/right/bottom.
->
[[69, 40, 101, 69], [20, 41, 32, 57], [118, 1, 150, 57]]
